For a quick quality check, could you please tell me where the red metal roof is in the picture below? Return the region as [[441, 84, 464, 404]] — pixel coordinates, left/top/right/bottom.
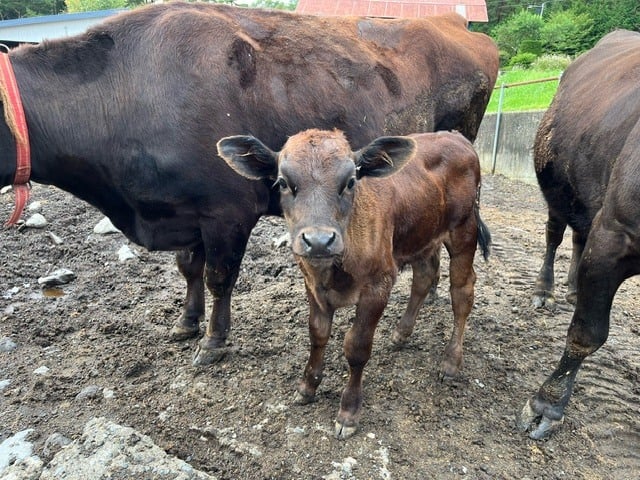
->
[[295, 0, 488, 22]]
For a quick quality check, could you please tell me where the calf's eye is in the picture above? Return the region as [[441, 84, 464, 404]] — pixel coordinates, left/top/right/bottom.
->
[[274, 177, 296, 195], [341, 176, 356, 195]]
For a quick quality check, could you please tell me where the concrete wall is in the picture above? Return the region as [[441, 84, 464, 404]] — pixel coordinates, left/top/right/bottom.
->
[[474, 110, 546, 185]]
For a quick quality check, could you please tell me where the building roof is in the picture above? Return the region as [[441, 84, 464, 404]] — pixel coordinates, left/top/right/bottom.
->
[[295, 0, 488, 22], [0, 9, 125, 45]]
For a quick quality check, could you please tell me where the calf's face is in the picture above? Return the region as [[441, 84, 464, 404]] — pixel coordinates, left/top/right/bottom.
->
[[217, 129, 416, 260]]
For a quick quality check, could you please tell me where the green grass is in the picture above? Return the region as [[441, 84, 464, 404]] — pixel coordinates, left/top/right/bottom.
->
[[486, 69, 563, 113]]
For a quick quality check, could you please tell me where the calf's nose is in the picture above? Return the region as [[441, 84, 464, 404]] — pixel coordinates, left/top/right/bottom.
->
[[299, 229, 339, 257]]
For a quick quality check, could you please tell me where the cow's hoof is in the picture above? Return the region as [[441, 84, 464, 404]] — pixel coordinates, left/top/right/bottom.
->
[[334, 420, 358, 440], [169, 314, 203, 341], [516, 399, 564, 440], [170, 323, 200, 341], [192, 343, 228, 366], [532, 291, 556, 311], [565, 291, 577, 305]]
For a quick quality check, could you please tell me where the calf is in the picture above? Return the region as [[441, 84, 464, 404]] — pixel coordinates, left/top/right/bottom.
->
[[218, 129, 490, 439]]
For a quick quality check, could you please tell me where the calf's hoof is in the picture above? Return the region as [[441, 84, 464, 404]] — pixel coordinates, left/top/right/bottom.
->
[[334, 420, 358, 440], [516, 399, 564, 440], [390, 328, 409, 346], [293, 390, 316, 405]]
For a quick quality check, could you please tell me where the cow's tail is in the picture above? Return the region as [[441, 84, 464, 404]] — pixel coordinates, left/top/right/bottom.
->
[[475, 185, 491, 261]]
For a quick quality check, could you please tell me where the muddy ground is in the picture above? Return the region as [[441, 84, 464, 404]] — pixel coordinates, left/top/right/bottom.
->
[[1, 174, 639, 479]]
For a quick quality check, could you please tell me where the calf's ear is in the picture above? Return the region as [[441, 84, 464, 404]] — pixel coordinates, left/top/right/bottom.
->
[[217, 135, 278, 180], [354, 136, 417, 179]]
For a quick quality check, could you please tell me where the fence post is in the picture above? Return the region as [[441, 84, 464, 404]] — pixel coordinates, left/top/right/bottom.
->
[[491, 83, 505, 174]]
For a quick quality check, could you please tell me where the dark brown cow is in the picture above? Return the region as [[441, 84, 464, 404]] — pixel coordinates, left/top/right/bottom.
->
[[218, 129, 491, 439], [0, 2, 498, 366], [520, 30, 640, 439]]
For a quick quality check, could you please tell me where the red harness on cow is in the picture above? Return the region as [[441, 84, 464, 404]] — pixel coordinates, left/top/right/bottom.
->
[[0, 52, 31, 226]]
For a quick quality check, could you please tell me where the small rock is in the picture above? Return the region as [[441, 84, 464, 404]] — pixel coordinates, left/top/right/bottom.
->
[[0, 337, 17, 353], [272, 233, 290, 248], [27, 201, 42, 212], [25, 213, 47, 228], [37, 268, 76, 288], [75, 385, 101, 401], [0, 185, 12, 194], [94, 217, 121, 234], [43, 433, 71, 459], [0, 379, 10, 392], [118, 244, 137, 262], [103, 388, 115, 400], [2, 286, 19, 299], [47, 231, 64, 245], [33, 366, 50, 376], [0, 429, 35, 474]]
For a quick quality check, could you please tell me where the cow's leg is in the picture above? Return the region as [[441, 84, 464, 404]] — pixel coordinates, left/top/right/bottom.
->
[[441, 229, 477, 378], [170, 245, 206, 340], [192, 221, 255, 366], [565, 230, 585, 305], [518, 219, 637, 439], [295, 292, 334, 404], [532, 212, 567, 310], [335, 286, 388, 440], [391, 247, 440, 345]]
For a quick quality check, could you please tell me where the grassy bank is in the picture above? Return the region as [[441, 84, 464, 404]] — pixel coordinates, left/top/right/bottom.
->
[[486, 69, 563, 113]]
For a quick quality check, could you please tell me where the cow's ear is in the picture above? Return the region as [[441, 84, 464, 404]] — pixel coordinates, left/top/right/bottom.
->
[[354, 136, 417, 179], [217, 135, 278, 180]]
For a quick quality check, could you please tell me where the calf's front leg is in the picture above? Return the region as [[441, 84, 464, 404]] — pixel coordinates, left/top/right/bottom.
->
[[335, 290, 388, 440], [295, 293, 334, 404]]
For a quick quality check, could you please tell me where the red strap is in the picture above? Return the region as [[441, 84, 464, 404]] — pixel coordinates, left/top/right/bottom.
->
[[0, 52, 31, 226]]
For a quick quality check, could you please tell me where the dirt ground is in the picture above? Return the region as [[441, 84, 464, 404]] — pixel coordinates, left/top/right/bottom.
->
[[1, 174, 639, 480]]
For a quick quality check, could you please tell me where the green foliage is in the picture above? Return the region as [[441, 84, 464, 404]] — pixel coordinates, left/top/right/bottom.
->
[[491, 11, 544, 59], [541, 10, 593, 55], [65, 0, 127, 12], [508, 52, 537, 68], [486, 69, 562, 113], [519, 39, 542, 56], [0, 0, 65, 18], [531, 54, 572, 71]]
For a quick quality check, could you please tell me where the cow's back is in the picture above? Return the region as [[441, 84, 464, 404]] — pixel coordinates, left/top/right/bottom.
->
[[534, 30, 640, 235], [94, 2, 497, 148]]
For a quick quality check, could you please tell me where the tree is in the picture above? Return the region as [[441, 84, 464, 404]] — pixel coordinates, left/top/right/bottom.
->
[[541, 10, 593, 56], [491, 10, 544, 59], [0, 0, 65, 19]]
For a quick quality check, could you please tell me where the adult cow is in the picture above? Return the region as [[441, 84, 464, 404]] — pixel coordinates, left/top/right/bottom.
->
[[520, 30, 640, 439], [0, 2, 498, 366], [218, 129, 491, 438]]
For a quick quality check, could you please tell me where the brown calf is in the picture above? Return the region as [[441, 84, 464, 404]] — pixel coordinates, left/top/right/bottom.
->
[[218, 129, 490, 439]]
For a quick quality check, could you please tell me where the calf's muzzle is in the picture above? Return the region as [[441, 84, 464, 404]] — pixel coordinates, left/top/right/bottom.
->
[[294, 227, 344, 258]]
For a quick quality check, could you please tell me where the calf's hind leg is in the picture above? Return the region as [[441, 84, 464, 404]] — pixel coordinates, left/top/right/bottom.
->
[[441, 227, 477, 378], [391, 247, 440, 345]]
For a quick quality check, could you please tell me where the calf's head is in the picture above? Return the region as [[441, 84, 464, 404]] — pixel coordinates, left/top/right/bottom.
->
[[217, 129, 416, 260]]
